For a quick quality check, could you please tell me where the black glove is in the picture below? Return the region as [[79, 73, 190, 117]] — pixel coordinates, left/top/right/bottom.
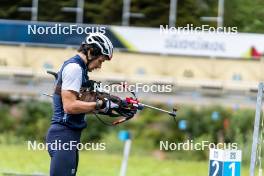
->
[[115, 108, 137, 118], [98, 98, 119, 114]]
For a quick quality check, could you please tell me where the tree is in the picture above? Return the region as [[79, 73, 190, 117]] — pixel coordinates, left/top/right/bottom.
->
[[0, 0, 263, 33], [225, 0, 264, 33]]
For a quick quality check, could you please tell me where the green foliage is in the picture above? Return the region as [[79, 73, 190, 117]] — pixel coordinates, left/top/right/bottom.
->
[[80, 115, 112, 142], [225, 0, 264, 33], [15, 100, 52, 140], [0, 100, 256, 162], [85, 0, 123, 25], [0, 104, 15, 132], [0, 100, 52, 141], [0, 0, 31, 20], [38, 0, 76, 22], [0, 0, 263, 32]]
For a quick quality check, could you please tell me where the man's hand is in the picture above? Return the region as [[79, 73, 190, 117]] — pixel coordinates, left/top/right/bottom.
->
[[100, 98, 119, 113], [116, 108, 137, 118]]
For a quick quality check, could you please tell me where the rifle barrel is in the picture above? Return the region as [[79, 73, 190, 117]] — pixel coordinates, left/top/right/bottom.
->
[[139, 103, 176, 116]]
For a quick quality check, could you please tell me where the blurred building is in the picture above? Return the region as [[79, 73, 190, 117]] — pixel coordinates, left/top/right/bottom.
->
[[0, 20, 264, 107]]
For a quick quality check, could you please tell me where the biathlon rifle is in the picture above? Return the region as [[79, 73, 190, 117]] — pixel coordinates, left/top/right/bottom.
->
[[45, 71, 177, 125]]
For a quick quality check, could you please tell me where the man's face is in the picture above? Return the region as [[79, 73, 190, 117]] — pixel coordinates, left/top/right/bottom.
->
[[88, 55, 108, 72]]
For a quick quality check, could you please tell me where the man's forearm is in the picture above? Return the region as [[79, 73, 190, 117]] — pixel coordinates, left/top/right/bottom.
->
[[64, 100, 97, 114]]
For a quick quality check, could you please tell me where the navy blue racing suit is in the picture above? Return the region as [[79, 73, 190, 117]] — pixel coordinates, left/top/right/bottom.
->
[[46, 55, 90, 176]]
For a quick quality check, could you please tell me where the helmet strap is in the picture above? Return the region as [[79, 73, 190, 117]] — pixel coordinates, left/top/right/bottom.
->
[[86, 50, 98, 71]]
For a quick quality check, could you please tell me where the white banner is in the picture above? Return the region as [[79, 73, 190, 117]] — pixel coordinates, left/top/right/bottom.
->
[[111, 26, 264, 59]]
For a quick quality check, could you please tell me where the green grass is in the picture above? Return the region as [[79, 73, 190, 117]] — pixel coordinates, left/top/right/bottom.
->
[[0, 145, 250, 176]]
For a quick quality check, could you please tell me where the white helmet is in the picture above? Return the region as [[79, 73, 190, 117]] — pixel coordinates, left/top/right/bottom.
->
[[83, 33, 113, 60]]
